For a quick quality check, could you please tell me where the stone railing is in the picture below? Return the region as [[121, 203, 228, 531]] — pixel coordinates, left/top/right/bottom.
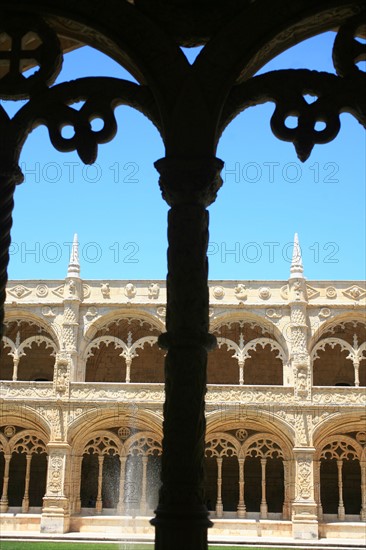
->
[[0, 381, 365, 407]]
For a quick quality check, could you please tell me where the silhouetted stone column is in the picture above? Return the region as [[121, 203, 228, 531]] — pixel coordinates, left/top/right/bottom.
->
[[0, 166, 23, 340], [151, 157, 223, 550]]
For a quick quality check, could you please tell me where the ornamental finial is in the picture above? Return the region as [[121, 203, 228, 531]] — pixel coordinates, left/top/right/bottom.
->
[[67, 233, 80, 278], [290, 232, 304, 278]]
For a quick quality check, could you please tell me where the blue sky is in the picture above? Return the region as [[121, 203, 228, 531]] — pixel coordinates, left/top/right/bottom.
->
[[7, 31, 365, 282]]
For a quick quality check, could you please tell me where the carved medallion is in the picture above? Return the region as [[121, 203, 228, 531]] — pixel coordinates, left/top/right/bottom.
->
[[212, 286, 225, 299], [259, 287, 271, 300], [36, 284, 49, 298], [326, 286, 337, 299]]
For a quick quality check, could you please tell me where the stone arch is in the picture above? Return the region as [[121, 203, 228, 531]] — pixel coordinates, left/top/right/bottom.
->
[[309, 313, 366, 351], [3, 310, 62, 348], [204, 431, 240, 515], [206, 409, 295, 452], [210, 311, 287, 353], [197, 1, 365, 149], [81, 309, 165, 359], [32, 0, 189, 116], [1, 315, 59, 381], [6, 429, 47, 510], [68, 407, 163, 452], [311, 337, 356, 387], [80, 310, 165, 383], [205, 416, 293, 517], [0, 432, 10, 454], [0, 407, 50, 441], [316, 434, 362, 517], [313, 413, 366, 447], [242, 433, 286, 516], [79, 430, 124, 511], [310, 317, 366, 387], [209, 314, 288, 385]]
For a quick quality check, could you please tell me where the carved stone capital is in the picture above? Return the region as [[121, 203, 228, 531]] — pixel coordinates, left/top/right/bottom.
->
[[154, 157, 224, 207]]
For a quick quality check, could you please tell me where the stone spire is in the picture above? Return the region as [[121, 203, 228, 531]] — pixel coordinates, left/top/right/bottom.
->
[[67, 233, 80, 278], [290, 232, 304, 278]]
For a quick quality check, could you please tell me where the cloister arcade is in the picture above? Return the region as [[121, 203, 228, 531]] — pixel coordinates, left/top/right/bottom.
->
[[1, 310, 365, 388], [0, 261, 365, 540], [1, 411, 365, 526], [0, 2, 365, 548]]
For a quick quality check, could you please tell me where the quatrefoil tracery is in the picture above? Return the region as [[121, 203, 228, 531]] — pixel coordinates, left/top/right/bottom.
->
[[0, 14, 62, 99]]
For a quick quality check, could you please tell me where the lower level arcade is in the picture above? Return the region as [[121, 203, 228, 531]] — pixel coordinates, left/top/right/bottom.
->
[[0, 409, 365, 541]]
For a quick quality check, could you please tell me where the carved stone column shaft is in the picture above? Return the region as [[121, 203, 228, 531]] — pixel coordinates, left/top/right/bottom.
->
[[215, 457, 223, 517], [260, 457, 268, 518], [96, 455, 104, 514], [360, 460, 366, 520], [337, 459, 345, 520], [0, 454, 11, 512], [22, 453, 32, 513], [140, 455, 148, 515], [12, 356, 19, 381], [0, 168, 23, 339], [151, 157, 223, 550], [118, 456, 127, 514], [237, 457, 246, 518]]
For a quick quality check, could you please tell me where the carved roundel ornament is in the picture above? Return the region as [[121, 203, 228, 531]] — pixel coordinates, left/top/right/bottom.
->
[[356, 432, 366, 446], [118, 427, 131, 440], [0, 14, 62, 99], [3, 425, 16, 438], [236, 429, 248, 442]]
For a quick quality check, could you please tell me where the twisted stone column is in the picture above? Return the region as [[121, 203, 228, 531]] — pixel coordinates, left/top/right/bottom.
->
[[151, 157, 223, 550], [0, 166, 23, 340]]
